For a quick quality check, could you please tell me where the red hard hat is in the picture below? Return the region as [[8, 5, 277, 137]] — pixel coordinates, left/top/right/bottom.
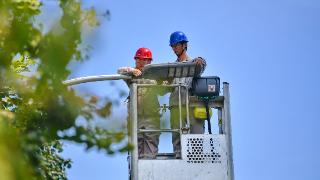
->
[[134, 48, 153, 60]]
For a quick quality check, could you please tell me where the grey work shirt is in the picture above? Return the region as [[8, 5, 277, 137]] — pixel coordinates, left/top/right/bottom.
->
[[169, 57, 206, 106]]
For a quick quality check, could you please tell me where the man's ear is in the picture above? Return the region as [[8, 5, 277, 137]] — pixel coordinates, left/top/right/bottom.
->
[[183, 43, 188, 51]]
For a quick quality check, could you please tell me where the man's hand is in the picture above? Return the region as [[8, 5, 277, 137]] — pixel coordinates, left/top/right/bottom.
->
[[162, 80, 169, 85], [193, 57, 205, 66], [193, 57, 207, 76], [132, 69, 142, 76]]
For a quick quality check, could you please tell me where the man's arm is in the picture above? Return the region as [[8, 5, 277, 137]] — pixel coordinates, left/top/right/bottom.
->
[[117, 67, 142, 76]]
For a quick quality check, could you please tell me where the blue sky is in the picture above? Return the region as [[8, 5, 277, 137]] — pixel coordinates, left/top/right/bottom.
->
[[52, 0, 320, 179]]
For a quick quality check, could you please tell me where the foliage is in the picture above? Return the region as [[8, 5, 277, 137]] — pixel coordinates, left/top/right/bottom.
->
[[0, 0, 130, 179]]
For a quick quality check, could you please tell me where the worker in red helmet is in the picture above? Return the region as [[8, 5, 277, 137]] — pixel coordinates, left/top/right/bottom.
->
[[168, 31, 207, 159], [118, 47, 153, 76], [118, 47, 160, 159]]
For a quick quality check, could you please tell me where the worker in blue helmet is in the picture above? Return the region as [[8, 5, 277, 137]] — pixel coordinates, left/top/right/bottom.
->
[[169, 31, 207, 159]]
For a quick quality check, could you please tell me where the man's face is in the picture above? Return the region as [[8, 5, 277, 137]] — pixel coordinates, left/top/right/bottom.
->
[[135, 58, 152, 70], [171, 43, 186, 56]]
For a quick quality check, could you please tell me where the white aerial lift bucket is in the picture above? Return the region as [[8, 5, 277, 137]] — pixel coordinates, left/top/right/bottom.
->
[[64, 62, 234, 180]]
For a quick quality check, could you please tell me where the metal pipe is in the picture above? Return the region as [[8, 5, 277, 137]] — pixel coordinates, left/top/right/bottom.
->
[[178, 85, 182, 132], [129, 83, 138, 180], [185, 86, 190, 132], [218, 108, 223, 134], [178, 85, 183, 159], [205, 101, 212, 134], [223, 82, 234, 180], [63, 74, 131, 86]]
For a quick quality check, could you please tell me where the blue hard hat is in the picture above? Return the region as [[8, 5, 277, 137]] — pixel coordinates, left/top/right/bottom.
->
[[169, 31, 188, 46]]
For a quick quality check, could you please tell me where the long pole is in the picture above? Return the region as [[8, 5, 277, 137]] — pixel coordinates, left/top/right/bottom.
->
[[63, 74, 131, 86], [223, 82, 234, 180], [129, 83, 138, 180]]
